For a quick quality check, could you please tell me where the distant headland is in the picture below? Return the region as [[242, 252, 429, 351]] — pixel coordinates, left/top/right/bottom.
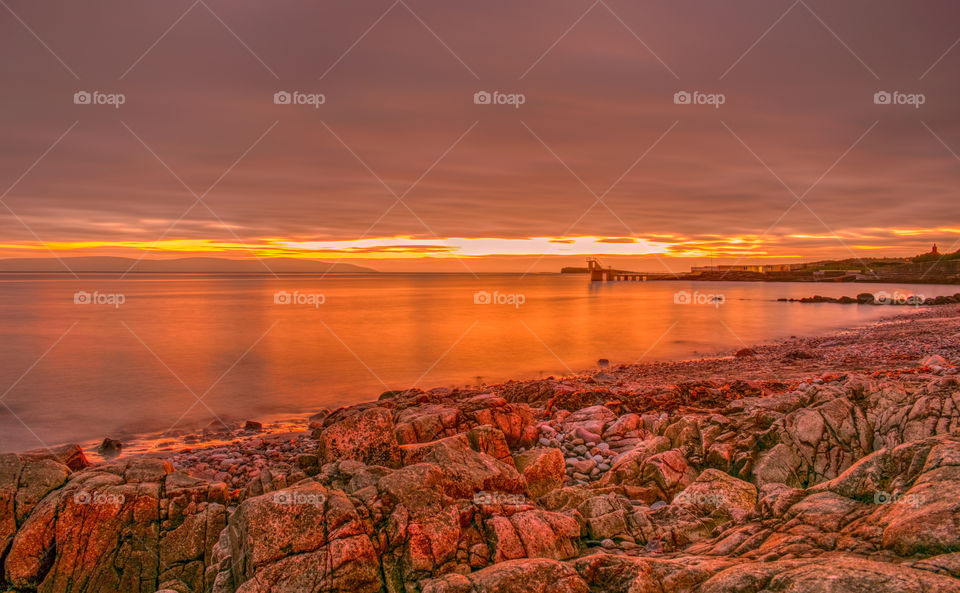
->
[[0, 256, 377, 274], [563, 245, 960, 284]]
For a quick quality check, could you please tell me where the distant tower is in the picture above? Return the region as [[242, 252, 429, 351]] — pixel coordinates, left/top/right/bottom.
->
[[932, 243, 939, 254]]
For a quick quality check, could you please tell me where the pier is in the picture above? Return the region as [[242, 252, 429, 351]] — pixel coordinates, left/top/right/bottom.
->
[[587, 258, 647, 282]]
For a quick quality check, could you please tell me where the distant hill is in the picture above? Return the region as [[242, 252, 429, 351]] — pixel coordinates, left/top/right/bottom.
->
[[0, 257, 377, 274]]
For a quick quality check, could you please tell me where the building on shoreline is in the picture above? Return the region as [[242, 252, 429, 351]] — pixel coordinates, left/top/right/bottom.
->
[[690, 263, 808, 274]]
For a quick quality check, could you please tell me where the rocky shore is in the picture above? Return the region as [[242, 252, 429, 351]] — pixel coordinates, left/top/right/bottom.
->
[[2, 306, 960, 593]]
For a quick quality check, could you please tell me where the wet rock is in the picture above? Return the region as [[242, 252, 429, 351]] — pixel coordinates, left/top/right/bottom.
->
[[97, 437, 123, 459]]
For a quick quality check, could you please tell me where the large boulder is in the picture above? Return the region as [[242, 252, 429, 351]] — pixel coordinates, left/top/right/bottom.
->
[[421, 558, 588, 593], [698, 554, 960, 593], [513, 448, 564, 499], [6, 458, 227, 593], [399, 434, 523, 499], [209, 480, 380, 593], [673, 469, 758, 518], [317, 406, 401, 468]]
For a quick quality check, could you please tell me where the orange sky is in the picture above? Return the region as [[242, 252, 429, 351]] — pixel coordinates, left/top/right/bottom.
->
[[2, 0, 959, 272]]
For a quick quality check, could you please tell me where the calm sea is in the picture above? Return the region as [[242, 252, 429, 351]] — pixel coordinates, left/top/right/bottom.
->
[[0, 273, 954, 452]]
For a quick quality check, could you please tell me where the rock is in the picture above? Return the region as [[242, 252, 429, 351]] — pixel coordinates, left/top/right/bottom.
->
[[209, 481, 381, 593], [399, 434, 523, 498], [735, 348, 757, 357], [316, 406, 401, 468], [97, 437, 123, 459], [421, 559, 588, 593], [7, 458, 226, 593], [562, 406, 616, 436], [698, 554, 960, 593], [513, 448, 565, 498], [243, 420, 263, 431], [857, 292, 876, 304], [19, 443, 90, 471], [673, 469, 758, 517], [922, 354, 949, 368], [597, 359, 610, 368], [599, 436, 672, 487], [640, 449, 698, 499]]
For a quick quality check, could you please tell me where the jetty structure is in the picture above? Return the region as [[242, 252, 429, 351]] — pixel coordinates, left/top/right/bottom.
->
[[586, 258, 647, 282]]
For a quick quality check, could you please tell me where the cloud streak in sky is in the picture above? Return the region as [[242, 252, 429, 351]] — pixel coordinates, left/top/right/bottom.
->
[[1, 0, 959, 270]]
